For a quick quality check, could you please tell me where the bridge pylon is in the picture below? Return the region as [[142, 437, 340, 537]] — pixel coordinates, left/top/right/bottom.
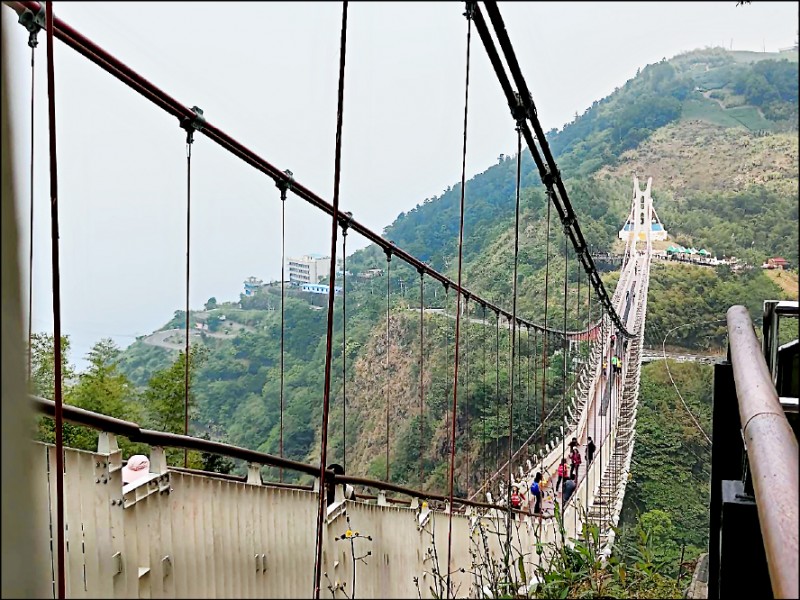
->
[[619, 175, 668, 243]]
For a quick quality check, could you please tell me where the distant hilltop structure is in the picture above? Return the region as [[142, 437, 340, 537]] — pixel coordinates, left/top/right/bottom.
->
[[619, 176, 668, 242], [287, 253, 331, 285]]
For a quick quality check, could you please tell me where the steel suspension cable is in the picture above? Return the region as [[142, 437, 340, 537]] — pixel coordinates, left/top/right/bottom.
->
[[504, 122, 523, 566], [576, 253, 581, 392], [465, 297, 471, 494], [277, 176, 290, 480], [482, 303, 487, 486], [385, 248, 391, 481], [540, 192, 552, 459], [313, 3, 348, 597], [494, 309, 500, 469], [562, 234, 568, 490], [182, 120, 193, 469], [445, 285, 452, 456], [590, 267, 595, 456], [419, 269, 425, 484], [526, 325, 530, 443], [533, 328, 538, 452], [5, 1, 586, 343], [585, 267, 590, 508], [516, 318, 521, 447], [445, 5, 473, 594], [341, 217, 350, 470], [478, 2, 632, 338], [45, 3, 65, 597], [26, 27, 39, 382], [600, 293, 606, 526]]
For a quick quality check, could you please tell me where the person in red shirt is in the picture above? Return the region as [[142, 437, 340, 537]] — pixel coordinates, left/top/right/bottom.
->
[[570, 448, 582, 480], [556, 458, 568, 491]]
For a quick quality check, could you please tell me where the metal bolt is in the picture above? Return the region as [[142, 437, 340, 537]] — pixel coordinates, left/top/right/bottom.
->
[[96, 478, 100, 484]]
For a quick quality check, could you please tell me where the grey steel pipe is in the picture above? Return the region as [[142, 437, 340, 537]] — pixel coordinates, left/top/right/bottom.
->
[[727, 305, 798, 599]]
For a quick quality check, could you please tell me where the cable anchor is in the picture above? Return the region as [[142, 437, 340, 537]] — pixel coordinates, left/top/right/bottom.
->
[[277, 169, 294, 201], [180, 106, 206, 145], [463, 1, 476, 20], [338, 210, 353, 232], [19, 6, 45, 48], [511, 92, 526, 124]]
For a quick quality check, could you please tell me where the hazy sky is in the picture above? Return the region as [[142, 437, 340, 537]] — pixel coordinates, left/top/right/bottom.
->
[[3, 2, 797, 370]]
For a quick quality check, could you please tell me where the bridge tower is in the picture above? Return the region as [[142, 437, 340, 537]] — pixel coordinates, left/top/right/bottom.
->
[[618, 176, 668, 242]]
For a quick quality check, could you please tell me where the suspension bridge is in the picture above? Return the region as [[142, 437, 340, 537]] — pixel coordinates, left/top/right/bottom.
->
[[1, 2, 797, 599]]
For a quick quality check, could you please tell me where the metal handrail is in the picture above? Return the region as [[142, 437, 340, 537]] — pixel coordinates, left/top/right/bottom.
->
[[727, 306, 799, 599], [31, 396, 526, 515]]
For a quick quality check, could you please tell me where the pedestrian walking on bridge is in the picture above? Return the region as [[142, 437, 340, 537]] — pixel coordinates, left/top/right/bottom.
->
[[586, 436, 596, 465]]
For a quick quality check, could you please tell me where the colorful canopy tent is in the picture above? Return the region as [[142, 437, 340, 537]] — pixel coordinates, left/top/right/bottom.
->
[[698, 249, 710, 256]]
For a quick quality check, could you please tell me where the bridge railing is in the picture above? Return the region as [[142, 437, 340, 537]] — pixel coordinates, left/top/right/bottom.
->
[[708, 305, 798, 599], [29, 397, 567, 598], [31, 395, 535, 517]]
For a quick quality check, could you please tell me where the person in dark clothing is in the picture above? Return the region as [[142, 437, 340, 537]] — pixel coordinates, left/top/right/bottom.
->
[[562, 474, 577, 504], [586, 437, 596, 465], [568, 437, 579, 453], [530, 472, 543, 516]]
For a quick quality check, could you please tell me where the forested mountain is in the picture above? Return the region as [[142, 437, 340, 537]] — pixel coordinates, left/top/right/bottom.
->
[[36, 47, 797, 506]]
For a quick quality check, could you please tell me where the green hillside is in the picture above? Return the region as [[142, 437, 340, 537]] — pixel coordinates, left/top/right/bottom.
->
[[111, 47, 799, 478], [29, 46, 797, 595], [32, 46, 795, 495]]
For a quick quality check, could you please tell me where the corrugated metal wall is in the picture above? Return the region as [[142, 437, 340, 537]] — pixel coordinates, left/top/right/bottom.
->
[[33, 442, 556, 598]]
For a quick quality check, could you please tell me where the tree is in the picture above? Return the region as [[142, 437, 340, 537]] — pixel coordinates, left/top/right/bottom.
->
[[199, 433, 235, 474], [205, 297, 218, 310], [29, 333, 88, 449], [71, 339, 138, 418], [207, 314, 222, 332], [143, 344, 209, 434], [29, 332, 74, 399], [58, 339, 149, 456]]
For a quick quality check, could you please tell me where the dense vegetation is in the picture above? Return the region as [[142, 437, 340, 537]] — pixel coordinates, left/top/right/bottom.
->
[[644, 261, 786, 350], [658, 185, 799, 268], [30, 45, 798, 596], [617, 361, 713, 573]]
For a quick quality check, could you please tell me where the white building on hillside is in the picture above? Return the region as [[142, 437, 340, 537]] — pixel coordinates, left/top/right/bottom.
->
[[286, 254, 331, 285]]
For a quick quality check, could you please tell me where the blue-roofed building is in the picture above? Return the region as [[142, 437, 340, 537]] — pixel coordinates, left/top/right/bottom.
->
[[301, 283, 342, 296], [243, 276, 264, 296]]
